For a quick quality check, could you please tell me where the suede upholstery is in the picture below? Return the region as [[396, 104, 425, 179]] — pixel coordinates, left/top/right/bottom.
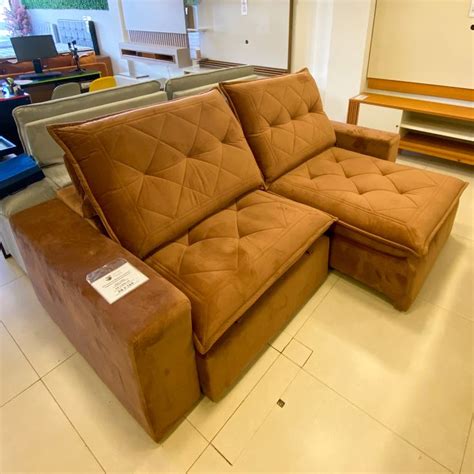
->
[[45, 87, 333, 407], [49, 90, 264, 258], [10, 199, 200, 441], [146, 190, 335, 354], [331, 120, 399, 162], [222, 69, 467, 309], [13, 68, 468, 443], [329, 204, 458, 310], [270, 147, 466, 256], [220, 68, 336, 182], [197, 236, 329, 400]]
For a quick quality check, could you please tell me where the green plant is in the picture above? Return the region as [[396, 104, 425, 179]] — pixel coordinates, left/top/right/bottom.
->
[[22, 0, 108, 10]]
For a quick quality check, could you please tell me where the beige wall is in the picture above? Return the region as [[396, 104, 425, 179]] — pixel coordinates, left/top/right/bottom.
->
[[291, 0, 333, 96], [324, 0, 375, 121], [368, 0, 474, 89], [291, 0, 376, 122], [198, 0, 291, 69]]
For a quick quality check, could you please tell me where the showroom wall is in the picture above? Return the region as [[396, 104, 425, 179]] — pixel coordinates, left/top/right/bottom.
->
[[292, 0, 375, 121], [26, 0, 377, 120], [27, 0, 127, 73]]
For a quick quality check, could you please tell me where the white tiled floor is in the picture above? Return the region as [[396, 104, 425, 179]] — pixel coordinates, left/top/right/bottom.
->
[[0, 154, 472, 473]]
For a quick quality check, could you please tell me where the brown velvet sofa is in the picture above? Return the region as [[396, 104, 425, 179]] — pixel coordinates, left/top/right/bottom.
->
[[220, 69, 467, 310], [11, 89, 335, 441], [10, 70, 466, 442]]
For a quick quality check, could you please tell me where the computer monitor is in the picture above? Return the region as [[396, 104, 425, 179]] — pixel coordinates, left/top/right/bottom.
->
[[10, 35, 59, 75]]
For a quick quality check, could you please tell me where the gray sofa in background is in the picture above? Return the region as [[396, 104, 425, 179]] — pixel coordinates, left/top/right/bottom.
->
[[1, 81, 167, 270], [165, 65, 258, 99]]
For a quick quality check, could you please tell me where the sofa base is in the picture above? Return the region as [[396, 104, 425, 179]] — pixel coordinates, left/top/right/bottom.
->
[[197, 236, 329, 401], [329, 205, 458, 311]]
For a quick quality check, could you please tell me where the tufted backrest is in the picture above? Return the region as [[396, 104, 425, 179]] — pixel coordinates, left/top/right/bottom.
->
[[49, 89, 264, 258], [220, 68, 336, 182]]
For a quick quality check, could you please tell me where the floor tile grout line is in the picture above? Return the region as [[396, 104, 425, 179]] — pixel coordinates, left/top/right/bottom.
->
[[0, 321, 40, 378], [186, 277, 339, 459], [185, 441, 212, 473], [212, 362, 303, 468], [0, 269, 24, 289], [210, 443, 234, 466], [416, 295, 474, 324], [301, 367, 454, 473], [459, 414, 473, 474], [1, 318, 78, 382], [40, 378, 107, 473], [0, 379, 39, 409], [0, 275, 21, 288], [199, 348, 282, 445], [186, 348, 281, 444], [39, 351, 78, 380]]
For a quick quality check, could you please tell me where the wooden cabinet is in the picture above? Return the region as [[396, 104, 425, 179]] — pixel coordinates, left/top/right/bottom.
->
[[347, 93, 474, 165], [358, 103, 402, 133]]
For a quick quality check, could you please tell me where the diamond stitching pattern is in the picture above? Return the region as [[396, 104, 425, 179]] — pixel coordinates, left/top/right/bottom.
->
[[221, 69, 336, 181], [146, 190, 335, 353], [53, 90, 263, 257]]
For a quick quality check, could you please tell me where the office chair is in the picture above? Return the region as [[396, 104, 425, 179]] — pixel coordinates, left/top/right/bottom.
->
[[89, 76, 117, 93], [51, 82, 81, 100]]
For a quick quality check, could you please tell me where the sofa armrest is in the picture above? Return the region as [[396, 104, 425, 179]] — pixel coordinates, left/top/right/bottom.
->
[[331, 120, 400, 162], [11, 199, 200, 442]]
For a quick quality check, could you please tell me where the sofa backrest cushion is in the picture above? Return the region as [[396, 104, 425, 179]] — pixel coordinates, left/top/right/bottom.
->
[[49, 89, 264, 258], [165, 65, 254, 99], [220, 68, 336, 182], [14, 80, 162, 162], [22, 91, 167, 167]]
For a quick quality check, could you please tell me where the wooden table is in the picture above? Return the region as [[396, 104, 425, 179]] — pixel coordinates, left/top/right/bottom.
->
[[13, 69, 102, 103], [347, 93, 474, 165]]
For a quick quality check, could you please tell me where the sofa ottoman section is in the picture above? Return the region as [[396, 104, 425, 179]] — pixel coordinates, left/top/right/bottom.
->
[[220, 68, 468, 310], [269, 148, 466, 309]]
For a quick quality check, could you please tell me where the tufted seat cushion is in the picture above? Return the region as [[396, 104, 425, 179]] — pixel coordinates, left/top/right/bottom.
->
[[49, 90, 263, 258], [220, 68, 336, 182], [270, 147, 467, 256], [146, 190, 335, 354]]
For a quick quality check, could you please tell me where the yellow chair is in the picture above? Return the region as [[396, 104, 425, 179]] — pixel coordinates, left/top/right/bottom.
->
[[89, 76, 117, 93]]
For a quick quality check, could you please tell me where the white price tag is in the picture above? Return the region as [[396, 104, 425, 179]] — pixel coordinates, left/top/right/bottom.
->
[[87, 259, 149, 304], [241, 0, 248, 16]]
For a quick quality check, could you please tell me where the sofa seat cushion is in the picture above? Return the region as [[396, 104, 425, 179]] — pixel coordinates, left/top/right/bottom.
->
[[49, 90, 263, 258], [220, 68, 336, 182], [146, 190, 335, 354], [270, 147, 467, 256]]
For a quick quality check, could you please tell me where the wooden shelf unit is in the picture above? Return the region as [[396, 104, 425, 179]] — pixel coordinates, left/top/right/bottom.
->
[[348, 93, 474, 165]]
